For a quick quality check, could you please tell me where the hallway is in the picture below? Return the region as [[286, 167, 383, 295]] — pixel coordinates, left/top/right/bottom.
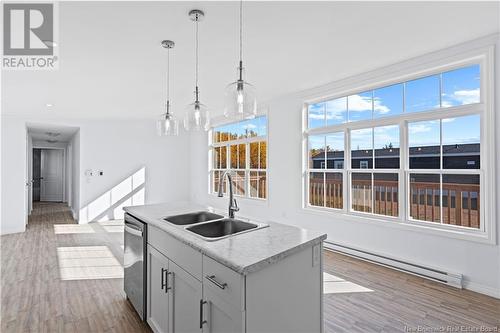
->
[[0, 202, 150, 332]]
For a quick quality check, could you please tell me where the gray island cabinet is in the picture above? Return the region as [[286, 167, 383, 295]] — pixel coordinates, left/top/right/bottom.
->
[[124, 202, 326, 333]]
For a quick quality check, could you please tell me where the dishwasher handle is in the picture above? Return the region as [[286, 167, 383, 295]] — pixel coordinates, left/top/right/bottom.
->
[[125, 224, 143, 237]]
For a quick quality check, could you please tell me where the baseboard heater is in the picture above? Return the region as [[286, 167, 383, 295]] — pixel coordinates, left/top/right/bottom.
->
[[324, 241, 463, 288]]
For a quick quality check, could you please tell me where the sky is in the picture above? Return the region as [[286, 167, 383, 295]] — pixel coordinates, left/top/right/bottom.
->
[[214, 115, 267, 140], [308, 64, 480, 150], [216, 65, 481, 153]]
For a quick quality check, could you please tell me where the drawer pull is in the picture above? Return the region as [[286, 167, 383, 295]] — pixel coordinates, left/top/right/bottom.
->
[[206, 275, 227, 290], [199, 299, 207, 329], [161, 268, 167, 290]]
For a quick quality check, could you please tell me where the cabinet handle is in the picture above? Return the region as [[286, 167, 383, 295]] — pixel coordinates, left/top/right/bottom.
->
[[166, 271, 173, 293], [206, 275, 227, 290], [199, 299, 207, 329], [161, 268, 167, 290]]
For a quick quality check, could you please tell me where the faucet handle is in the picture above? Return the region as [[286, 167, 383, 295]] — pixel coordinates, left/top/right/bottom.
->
[[232, 199, 240, 212]]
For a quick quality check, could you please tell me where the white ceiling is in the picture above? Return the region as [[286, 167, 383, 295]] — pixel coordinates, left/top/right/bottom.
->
[[2, 1, 499, 120], [28, 124, 79, 142]]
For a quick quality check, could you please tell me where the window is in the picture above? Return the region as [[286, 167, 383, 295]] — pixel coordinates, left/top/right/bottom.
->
[[210, 116, 267, 199], [304, 62, 486, 234]]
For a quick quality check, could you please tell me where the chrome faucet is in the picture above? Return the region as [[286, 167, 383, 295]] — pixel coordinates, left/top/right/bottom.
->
[[217, 170, 239, 218]]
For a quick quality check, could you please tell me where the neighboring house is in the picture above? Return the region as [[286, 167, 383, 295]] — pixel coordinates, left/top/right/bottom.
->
[[311, 143, 480, 170]]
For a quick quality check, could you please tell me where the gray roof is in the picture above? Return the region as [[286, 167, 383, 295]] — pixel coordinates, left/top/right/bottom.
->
[[312, 143, 480, 160]]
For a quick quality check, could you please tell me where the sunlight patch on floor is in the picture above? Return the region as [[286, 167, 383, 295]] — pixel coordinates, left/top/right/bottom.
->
[[323, 272, 373, 294], [101, 225, 124, 233], [53, 224, 95, 234], [57, 246, 123, 280], [96, 220, 124, 226]]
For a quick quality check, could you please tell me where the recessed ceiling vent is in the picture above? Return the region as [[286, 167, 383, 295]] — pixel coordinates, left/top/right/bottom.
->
[[45, 132, 60, 137]]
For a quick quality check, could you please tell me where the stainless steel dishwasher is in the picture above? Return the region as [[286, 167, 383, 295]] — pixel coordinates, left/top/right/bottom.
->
[[124, 213, 147, 320]]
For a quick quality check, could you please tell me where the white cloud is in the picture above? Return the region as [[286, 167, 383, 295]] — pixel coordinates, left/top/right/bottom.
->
[[408, 123, 433, 134], [243, 123, 257, 129], [443, 88, 479, 106], [308, 112, 325, 120], [325, 99, 346, 121], [347, 94, 372, 113], [454, 89, 479, 104]]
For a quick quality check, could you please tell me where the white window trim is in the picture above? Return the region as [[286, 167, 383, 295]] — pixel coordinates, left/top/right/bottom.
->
[[301, 35, 496, 244], [208, 115, 269, 202]]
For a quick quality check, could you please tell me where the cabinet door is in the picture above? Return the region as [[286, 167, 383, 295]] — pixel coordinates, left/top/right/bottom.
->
[[170, 261, 203, 333], [147, 245, 170, 333], [203, 287, 244, 333]]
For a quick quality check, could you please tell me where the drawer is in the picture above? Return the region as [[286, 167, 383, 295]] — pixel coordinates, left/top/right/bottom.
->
[[148, 225, 202, 280], [202, 255, 244, 310]]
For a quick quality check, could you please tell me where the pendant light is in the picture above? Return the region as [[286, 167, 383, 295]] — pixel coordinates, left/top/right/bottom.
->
[[183, 9, 210, 132], [223, 0, 257, 120], [157, 40, 179, 136]]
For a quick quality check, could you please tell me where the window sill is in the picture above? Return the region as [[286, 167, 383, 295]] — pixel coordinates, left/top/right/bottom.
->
[[208, 192, 268, 204], [301, 206, 495, 245]]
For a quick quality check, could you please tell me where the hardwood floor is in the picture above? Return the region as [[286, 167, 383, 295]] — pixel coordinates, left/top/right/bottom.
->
[[1, 202, 499, 332], [323, 251, 500, 332], [1, 202, 150, 333]]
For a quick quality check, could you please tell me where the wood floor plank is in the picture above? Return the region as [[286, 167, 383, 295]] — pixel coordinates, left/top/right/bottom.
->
[[1, 202, 150, 333], [323, 250, 500, 332], [2, 202, 499, 332]]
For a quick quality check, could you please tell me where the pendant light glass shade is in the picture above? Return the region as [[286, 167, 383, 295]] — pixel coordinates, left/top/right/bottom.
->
[[184, 9, 210, 132], [224, 71, 257, 120], [157, 102, 179, 136], [183, 98, 209, 131], [224, 0, 257, 120], [158, 40, 179, 136]]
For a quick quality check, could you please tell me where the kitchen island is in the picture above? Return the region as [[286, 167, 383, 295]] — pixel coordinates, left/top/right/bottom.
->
[[124, 202, 326, 333]]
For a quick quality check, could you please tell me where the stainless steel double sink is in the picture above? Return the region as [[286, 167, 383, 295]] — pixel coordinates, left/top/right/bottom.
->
[[163, 211, 268, 241]]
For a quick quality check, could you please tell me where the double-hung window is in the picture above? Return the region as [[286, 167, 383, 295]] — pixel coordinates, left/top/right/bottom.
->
[[210, 116, 267, 199], [304, 54, 491, 237]]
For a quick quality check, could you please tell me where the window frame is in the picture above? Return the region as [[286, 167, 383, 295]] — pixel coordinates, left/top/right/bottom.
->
[[209, 115, 268, 201], [301, 40, 495, 244]]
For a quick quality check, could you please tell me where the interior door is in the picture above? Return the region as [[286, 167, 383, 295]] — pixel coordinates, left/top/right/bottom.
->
[[40, 149, 64, 202], [170, 261, 203, 333]]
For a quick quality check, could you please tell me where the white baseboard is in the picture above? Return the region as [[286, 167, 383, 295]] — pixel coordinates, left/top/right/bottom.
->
[[463, 280, 500, 299], [0, 226, 26, 235], [325, 241, 500, 299], [325, 241, 462, 288]]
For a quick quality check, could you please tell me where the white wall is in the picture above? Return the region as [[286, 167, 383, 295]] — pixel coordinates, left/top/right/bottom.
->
[[1, 118, 28, 234], [27, 134, 33, 216], [189, 36, 500, 298], [70, 132, 80, 219], [1, 115, 190, 233]]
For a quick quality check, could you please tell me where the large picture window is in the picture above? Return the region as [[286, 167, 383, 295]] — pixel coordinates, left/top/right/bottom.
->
[[304, 62, 486, 234], [210, 116, 267, 199]]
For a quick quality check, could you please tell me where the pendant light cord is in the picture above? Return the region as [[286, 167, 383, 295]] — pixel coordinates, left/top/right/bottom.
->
[[239, 0, 243, 63], [166, 47, 170, 103], [195, 16, 199, 100]]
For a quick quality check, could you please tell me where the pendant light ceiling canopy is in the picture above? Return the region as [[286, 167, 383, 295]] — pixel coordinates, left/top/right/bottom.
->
[[224, 0, 257, 120], [157, 39, 179, 136], [183, 9, 210, 132]]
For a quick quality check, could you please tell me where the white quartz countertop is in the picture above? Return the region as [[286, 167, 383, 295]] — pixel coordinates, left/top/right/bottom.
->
[[124, 202, 327, 275]]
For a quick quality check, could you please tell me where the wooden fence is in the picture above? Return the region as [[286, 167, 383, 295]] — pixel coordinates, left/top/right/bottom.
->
[[309, 176, 480, 228]]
